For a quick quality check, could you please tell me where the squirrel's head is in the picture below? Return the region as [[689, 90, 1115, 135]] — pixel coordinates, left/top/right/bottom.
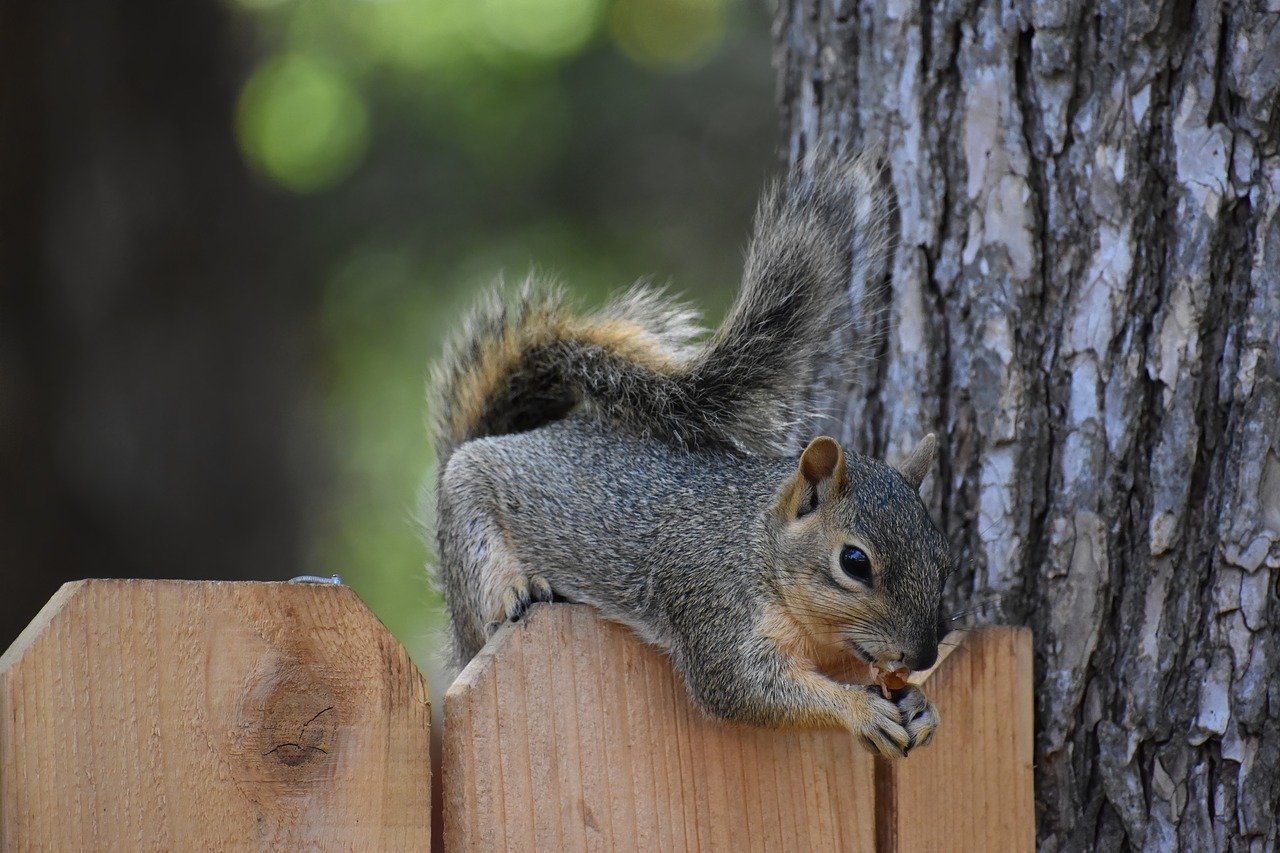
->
[[767, 434, 951, 673]]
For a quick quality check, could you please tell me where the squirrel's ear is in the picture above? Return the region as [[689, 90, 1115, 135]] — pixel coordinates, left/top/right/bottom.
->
[[778, 436, 846, 521], [896, 433, 937, 491], [800, 436, 844, 486]]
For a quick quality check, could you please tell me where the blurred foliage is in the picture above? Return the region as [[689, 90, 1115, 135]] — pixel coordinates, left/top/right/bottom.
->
[[227, 0, 775, 674], [238, 53, 370, 190]]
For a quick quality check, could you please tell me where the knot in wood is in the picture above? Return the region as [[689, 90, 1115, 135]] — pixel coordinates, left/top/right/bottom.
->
[[245, 662, 340, 780]]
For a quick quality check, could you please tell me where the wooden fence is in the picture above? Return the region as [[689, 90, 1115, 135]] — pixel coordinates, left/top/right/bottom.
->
[[1, 580, 1033, 850]]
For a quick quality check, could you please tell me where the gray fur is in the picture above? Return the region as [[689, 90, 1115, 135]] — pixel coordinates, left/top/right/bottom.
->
[[429, 154, 951, 757]]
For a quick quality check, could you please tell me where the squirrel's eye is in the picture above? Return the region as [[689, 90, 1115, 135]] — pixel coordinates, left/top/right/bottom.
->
[[839, 545, 873, 585]]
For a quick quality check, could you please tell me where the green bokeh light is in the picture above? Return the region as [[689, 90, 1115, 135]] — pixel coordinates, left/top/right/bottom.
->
[[481, 0, 605, 59], [609, 0, 728, 70], [236, 52, 370, 192], [350, 0, 480, 73]]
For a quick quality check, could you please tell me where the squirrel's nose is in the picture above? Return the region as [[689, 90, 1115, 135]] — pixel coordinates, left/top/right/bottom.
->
[[906, 645, 938, 671]]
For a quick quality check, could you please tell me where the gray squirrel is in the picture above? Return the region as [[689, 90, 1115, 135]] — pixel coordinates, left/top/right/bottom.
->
[[430, 153, 951, 757]]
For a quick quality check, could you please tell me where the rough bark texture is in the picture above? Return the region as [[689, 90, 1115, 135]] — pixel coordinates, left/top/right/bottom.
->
[[775, 1, 1279, 849]]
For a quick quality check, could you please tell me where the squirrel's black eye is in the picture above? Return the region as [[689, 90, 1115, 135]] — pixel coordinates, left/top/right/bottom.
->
[[839, 545, 873, 585]]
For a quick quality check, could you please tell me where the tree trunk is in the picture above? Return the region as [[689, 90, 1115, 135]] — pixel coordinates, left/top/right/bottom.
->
[[776, 1, 1279, 849]]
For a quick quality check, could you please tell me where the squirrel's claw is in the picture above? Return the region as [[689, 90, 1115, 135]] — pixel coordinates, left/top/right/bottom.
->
[[892, 685, 939, 753], [860, 735, 906, 758], [492, 573, 556, 631], [851, 686, 913, 758], [528, 574, 554, 605], [501, 582, 531, 623], [907, 707, 939, 751]]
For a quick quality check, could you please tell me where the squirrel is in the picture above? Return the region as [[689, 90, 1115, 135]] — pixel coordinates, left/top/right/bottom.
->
[[429, 153, 952, 758]]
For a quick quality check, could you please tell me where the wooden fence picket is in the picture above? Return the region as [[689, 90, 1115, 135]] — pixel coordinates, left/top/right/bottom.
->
[[0, 579, 432, 850]]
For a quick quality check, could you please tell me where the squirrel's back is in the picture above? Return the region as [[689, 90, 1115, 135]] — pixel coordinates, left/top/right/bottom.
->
[[444, 416, 789, 648]]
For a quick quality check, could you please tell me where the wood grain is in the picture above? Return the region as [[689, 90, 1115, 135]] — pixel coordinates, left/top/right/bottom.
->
[[884, 627, 1035, 852], [444, 604, 1032, 851], [0, 579, 431, 850]]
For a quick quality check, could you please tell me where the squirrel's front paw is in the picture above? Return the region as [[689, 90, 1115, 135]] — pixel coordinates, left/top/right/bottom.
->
[[484, 573, 555, 636], [847, 687, 913, 758], [891, 684, 939, 751]]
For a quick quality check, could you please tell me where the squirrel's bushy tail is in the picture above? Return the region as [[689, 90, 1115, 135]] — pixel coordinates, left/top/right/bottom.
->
[[430, 152, 891, 466]]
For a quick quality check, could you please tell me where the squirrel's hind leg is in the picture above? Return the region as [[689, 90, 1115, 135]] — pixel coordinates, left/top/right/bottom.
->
[[438, 447, 557, 656]]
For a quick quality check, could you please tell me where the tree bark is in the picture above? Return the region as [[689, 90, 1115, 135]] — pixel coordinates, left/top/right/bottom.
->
[[776, 1, 1279, 849]]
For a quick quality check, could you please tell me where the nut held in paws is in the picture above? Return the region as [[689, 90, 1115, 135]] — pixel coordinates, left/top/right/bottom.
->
[[872, 664, 911, 700]]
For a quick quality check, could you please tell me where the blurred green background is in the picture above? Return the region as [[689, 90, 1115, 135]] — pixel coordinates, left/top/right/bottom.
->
[[0, 0, 776, 683]]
